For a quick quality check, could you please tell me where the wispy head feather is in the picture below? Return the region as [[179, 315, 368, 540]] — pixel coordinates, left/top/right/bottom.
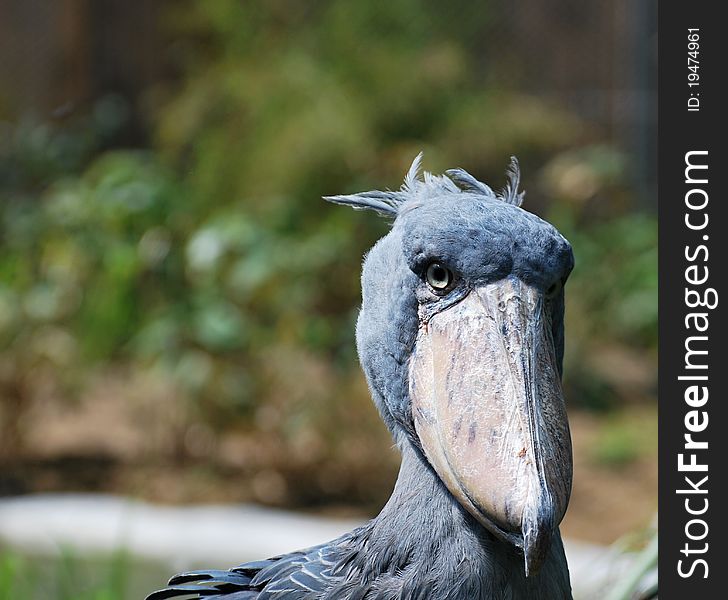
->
[[500, 156, 525, 207], [402, 151, 424, 194], [324, 154, 524, 217], [323, 190, 405, 217], [444, 168, 494, 196]]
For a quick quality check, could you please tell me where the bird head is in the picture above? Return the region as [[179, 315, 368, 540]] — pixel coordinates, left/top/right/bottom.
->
[[325, 154, 574, 576]]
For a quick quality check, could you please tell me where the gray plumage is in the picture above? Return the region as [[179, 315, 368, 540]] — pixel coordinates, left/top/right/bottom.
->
[[147, 155, 575, 600]]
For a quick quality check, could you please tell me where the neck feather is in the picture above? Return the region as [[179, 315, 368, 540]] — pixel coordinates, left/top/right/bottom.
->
[[334, 440, 572, 600]]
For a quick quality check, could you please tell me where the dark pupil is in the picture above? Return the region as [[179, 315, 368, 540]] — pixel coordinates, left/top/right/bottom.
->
[[428, 264, 450, 288]]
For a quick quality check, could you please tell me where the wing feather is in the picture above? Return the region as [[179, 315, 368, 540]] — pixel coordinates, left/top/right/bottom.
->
[[146, 541, 343, 600]]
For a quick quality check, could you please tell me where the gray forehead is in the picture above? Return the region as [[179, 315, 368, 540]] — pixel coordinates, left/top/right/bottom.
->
[[390, 193, 572, 283]]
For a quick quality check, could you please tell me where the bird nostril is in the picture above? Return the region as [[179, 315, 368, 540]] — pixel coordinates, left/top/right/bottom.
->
[[546, 282, 560, 298]]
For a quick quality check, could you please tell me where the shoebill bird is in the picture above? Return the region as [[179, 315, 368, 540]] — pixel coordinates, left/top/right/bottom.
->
[[147, 155, 575, 600]]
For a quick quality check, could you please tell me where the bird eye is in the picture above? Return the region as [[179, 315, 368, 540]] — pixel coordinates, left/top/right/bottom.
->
[[426, 262, 453, 291], [546, 281, 562, 299]]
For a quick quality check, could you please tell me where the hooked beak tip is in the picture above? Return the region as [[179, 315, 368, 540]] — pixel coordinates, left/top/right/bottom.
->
[[523, 534, 548, 577], [522, 500, 557, 576]]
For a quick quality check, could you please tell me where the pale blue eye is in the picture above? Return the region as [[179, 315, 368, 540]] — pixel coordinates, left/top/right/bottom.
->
[[426, 262, 452, 290]]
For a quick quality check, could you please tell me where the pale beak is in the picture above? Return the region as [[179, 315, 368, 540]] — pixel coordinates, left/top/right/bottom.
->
[[409, 276, 572, 575]]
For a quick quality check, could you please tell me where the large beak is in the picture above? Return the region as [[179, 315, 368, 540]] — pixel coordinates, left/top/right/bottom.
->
[[409, 277, 572, 576]]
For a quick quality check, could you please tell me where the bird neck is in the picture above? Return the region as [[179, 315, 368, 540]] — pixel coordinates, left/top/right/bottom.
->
[[348, 439, 572, 600]]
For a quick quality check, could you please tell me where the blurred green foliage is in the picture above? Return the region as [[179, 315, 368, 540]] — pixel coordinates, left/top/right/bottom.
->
[[1, 0, 656, 484], [0, 549, 130, 600], [590, 407, 658, 467]]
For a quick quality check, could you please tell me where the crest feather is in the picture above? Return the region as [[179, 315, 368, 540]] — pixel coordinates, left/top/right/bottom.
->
[[324, 153, 525, 217], [323, 190, 403, 217], [402, 152, 424, 193], [500, 156, 525, 206], [444, 168, 494, 196]]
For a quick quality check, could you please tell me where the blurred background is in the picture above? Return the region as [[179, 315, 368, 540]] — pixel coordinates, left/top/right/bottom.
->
[[0, 0, 657, 597]]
